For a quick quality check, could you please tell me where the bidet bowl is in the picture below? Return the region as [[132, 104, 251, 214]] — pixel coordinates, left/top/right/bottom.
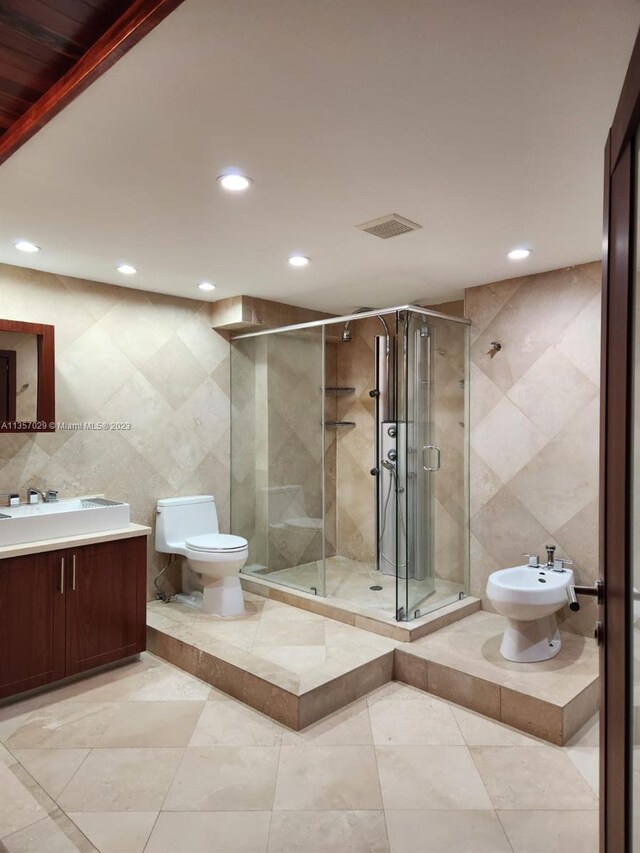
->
[[487, 565, 574, 621]]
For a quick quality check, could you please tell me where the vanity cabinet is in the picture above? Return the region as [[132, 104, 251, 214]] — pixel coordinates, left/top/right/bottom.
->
[[0, 535, 146, 699]]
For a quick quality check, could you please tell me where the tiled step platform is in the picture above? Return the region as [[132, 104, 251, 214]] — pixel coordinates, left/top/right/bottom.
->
[[395, 611, 599, 745], [147, 594, 396, 730], [147, 597, 598, 744]]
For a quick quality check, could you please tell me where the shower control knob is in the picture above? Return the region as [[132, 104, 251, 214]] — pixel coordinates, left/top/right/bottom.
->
[[369, 389, 380, 398], [370, 467, 379, 476]]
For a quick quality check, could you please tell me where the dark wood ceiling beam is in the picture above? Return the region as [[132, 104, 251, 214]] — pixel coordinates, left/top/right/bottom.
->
[[0, 0, 187, 166]]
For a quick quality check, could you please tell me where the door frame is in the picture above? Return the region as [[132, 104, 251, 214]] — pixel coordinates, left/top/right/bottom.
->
[[0, 349, 17, 422], [601, 24, 640, 853]]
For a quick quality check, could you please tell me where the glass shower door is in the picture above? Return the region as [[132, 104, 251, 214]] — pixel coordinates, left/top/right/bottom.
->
[[397, 310, 469, 620], [231, 325, 326, 597]]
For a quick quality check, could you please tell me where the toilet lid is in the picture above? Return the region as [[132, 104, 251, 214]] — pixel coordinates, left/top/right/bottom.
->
[[185, 533, 247, 553]]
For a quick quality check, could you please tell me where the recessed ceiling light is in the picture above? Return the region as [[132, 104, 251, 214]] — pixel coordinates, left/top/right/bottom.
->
[[507, 248, 531, 260], [14, 240, 40, 253], [117, 264, 137, 275], [288, 255, 310, 267], [198, 282, 216, 291], [218, 173, 252, 191]]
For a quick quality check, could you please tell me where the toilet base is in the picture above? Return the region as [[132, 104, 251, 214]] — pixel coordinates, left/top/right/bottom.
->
[[202, 575, 245, 617], [500, 615, 561, 662]]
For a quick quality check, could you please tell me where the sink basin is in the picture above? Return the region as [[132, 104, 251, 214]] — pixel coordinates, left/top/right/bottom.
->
[[0, 497, 130, 547]]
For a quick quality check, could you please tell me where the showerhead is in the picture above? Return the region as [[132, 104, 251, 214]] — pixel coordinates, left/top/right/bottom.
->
[[381, 459, 396, 472], [341, 329, 352, 342]]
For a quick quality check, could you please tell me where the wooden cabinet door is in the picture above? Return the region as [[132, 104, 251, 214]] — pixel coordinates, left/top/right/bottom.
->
[[0, 550, 66, 698], [65, 536, 146, 676]]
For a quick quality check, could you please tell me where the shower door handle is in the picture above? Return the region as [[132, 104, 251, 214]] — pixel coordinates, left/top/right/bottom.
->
[[422, 445, 441, 471]]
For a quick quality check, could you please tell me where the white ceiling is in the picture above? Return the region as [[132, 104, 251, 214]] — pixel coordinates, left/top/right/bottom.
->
[[0, 0, 638, 312]]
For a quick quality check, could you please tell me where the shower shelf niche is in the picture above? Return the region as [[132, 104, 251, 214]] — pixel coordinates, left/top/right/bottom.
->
[[324, 386, 355, 395], [324, 420, 356, 428]]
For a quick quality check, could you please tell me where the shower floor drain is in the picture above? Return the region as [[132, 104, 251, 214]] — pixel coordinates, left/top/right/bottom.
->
[[370, 585, 383, 591]]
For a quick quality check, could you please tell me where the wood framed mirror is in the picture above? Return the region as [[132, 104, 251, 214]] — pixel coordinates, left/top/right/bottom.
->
[[0, 319, 55, 432]]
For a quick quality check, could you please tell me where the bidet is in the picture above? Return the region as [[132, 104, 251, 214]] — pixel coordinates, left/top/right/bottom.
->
[[486, 563, 574, 662]]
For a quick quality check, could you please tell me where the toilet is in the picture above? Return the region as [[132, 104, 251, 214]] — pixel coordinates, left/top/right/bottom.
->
[[155, 495, 248, 617], [486, 563, 574, 662]]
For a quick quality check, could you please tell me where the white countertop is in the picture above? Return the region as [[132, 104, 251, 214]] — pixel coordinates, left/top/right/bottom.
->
[[0, 523, 151, 560]]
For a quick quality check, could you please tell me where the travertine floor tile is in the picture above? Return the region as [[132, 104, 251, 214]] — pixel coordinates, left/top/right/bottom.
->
[[471, 746, 598, 810], [566, 746, 599, 794], [128, 664, 212, 701], [190, 699, 283, 747], [0, 742, 17, 766], [146, 812, 271, 853], [267, 811, 389, 853], [96, 701, 204, 747], [385, 809, 512, 853], [0, 763, 48, 838], [10, 749, 89, 800], [5, 703, 115, 749], [58, 748, 183, 812], [366, 682, 427, 705], [68, 811, 158, 853], [452, 706, 546, 747], [163, 746, 279, 811], [376, 745, 492, 810], [498, 809, 599, 852], [370, 694, 464, 745], [2, 814, 84, 853], [281, 700, 372, 746], [273, 745, 383, 810]]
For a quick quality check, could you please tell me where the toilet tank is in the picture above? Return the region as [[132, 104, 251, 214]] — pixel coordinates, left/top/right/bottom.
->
[[156, 495, 219, 552]]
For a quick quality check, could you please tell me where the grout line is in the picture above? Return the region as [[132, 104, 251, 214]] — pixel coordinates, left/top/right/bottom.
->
[[494, 810, 517, 853]]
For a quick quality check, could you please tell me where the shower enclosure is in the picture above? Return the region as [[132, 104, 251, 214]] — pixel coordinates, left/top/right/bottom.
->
[[230, 305, 469, 622]]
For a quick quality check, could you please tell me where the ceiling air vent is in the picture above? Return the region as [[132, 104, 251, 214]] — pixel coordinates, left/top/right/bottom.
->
[[357, 213, 422, 239]]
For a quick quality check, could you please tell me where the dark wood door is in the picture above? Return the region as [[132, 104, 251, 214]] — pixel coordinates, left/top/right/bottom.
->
[[65, 536, 146, 675], [601, 25, 640, 853], [0, 550, 66, 698]]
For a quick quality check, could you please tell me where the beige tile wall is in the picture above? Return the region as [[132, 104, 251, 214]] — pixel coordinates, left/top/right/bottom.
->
[[0, 263, 231, 598], [466, 262, 602, 636], [333, 317, 379, 563]]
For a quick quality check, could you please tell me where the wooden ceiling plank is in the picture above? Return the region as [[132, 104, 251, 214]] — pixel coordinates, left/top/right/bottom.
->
[[0, 0, 187, 164], [0, 7, 91, 55], [0, 20, 83, 63], [37, 0, 130, 29], [0, 75, 44, 103], [0, 90, 36, 113], [0, 54, 58, 94], [0, 0, 106, 45]]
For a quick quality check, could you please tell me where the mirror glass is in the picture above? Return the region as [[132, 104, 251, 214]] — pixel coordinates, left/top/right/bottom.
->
[[0, 331, 38, 423]]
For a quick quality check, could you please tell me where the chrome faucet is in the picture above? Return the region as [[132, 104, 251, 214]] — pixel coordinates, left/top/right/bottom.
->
[[27, 487, 59, 504], [545, 545, 556, 568], [0, 493, 19, 507]]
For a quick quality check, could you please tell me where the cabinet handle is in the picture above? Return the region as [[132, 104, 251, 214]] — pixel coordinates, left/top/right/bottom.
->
[[60, 556, 65, 594], [72, 554, 76, 591]]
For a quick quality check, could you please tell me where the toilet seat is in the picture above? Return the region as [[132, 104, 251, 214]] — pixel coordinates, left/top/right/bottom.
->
[[185, 533, 247, 553]]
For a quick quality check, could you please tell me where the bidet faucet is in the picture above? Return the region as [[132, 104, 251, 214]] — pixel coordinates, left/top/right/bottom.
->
[[545, 545, 556, 568]]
